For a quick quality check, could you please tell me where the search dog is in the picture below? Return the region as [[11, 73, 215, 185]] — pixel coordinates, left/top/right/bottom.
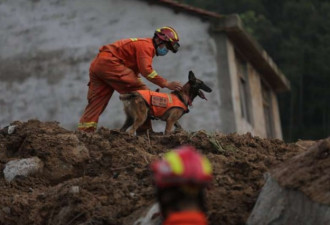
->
[[119, 71, 212, 135]]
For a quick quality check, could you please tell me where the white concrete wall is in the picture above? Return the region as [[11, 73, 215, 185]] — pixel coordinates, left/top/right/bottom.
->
[[226, 39, 282, 139], [0, 0, 220, 132], [271, 91, 283, 139], [226, 39, 248, 134], [249, 69, 267, 138]]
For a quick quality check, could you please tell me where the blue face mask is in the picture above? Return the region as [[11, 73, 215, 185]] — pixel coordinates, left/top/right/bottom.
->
[[156, 46, 168, 56]]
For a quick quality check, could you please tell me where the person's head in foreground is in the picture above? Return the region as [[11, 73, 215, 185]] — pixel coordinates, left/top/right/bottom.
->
[[151, 145, 213, 225]]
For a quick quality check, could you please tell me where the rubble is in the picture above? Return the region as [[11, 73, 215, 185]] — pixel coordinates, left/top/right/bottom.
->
[[0, 120, 309, 225], [3, 157, 43, 182], [247, 138, 330, 225]]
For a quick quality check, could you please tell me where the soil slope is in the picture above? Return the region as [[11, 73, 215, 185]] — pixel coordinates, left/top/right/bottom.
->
[[272, 137, 330, 204], [0, 120, 305, 225], [246, 138, 330, 225]]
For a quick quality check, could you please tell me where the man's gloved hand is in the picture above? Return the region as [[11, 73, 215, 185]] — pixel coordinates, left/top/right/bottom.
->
[[165, 81, 182, 91]]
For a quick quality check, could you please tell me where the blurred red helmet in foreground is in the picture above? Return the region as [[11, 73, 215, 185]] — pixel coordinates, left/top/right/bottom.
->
[[151, 145, 212, 188]]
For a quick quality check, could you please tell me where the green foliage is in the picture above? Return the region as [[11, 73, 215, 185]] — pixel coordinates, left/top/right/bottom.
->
[[176, 0, 330, 141]]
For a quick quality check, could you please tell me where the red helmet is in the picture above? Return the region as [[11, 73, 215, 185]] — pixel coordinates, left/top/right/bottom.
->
[[151, 145, 212, 188], [154, 26, 180, 53]]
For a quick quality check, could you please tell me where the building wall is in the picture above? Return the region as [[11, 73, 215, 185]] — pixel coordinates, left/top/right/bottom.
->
[[249, 69, 267, 137], [224, 37, 283, 139], [0, 0, 220, 132], [227, 38, 249, 134], [270, 91, 283, 139], [212, 33, 236, 133]]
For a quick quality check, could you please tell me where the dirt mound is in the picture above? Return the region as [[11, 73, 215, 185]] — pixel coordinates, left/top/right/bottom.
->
[[272, 137, 330, 204], [0, 120, 305, 225], [246, 138, 330, 225]]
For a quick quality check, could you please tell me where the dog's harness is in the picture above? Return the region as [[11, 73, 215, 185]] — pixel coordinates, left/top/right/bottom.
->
[[136, 90, 189, 118]]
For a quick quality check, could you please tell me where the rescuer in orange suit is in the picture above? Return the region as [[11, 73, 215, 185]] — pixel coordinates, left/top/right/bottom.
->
[[151, 145, 213, 225], [78, 27, 182, 133]]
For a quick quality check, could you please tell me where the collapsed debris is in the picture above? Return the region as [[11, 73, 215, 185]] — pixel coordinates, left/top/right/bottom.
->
[[4, 157, 43, 182], [248, 138, 330, 225], [0, 120, 311, 225]]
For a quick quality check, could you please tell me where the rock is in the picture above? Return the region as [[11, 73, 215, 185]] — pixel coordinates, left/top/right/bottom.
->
[[57, 133, 90, 163], [123, 203, 162, 225], [69, 186, 80, 194], [3, 157, 44, 182], [248, 138, 330, 225], [0, 125, 16, 135], [2, 207, 11, 215], [133, 203, 162, 225], [7, 125, 16, 134], [247, 174, 330, 225]]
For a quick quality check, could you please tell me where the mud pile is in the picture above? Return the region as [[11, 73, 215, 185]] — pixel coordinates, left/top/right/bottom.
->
[[0, 120, 305, 225], [273, 138, 330, 204], [247, 138, 330, 225]]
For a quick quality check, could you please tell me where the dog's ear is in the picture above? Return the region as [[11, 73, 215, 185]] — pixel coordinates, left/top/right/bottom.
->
[[188, 71, 196, 83]]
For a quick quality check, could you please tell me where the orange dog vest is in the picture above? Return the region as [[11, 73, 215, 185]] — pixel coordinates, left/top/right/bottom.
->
[[136, 90, 189, 117]]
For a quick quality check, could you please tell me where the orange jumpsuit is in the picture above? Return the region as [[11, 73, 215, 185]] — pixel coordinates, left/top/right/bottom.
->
[[163, 211, 208, 225], [78, 38, 168, 131]]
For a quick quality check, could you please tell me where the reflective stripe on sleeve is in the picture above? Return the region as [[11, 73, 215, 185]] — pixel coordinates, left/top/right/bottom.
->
[[78, 122, 97, 129], [147, 70, 158, 79], [130, 38, 138, 41]]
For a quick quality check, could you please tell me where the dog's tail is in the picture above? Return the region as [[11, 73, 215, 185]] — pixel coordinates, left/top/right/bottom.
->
[[119, 92, 139, 101]]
